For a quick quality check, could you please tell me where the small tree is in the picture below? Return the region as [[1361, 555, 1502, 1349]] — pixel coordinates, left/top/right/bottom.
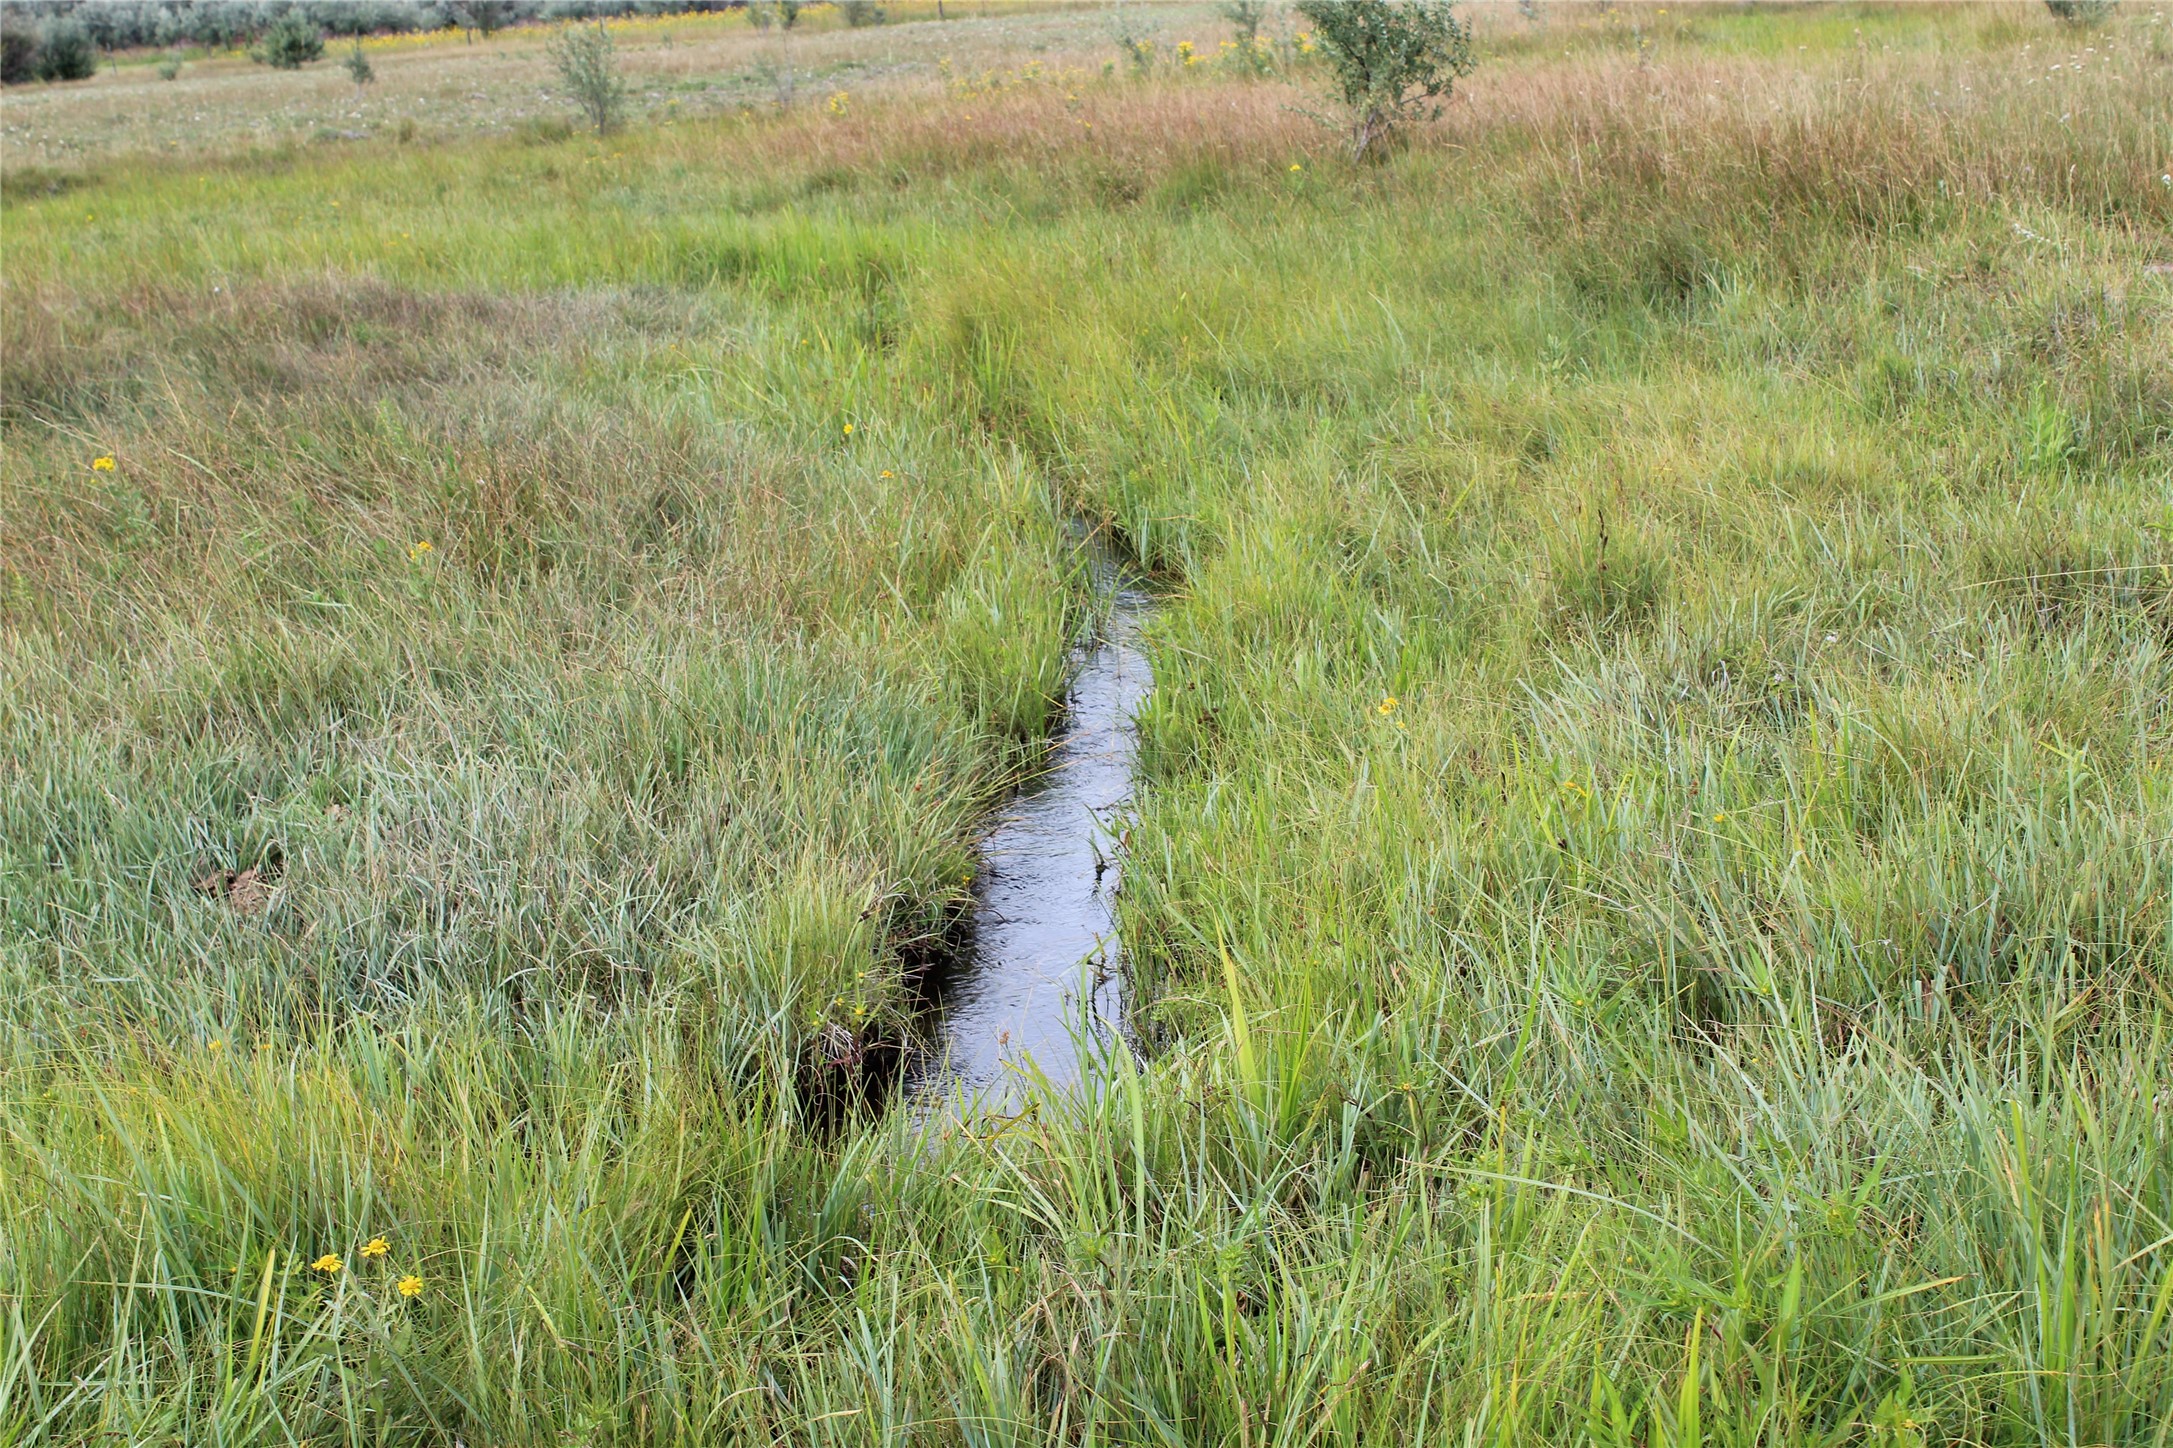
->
[[35, 18, 97, 82], [456, 1, 517, 44], [1291, 0, 1474, 162], [1221, 0, 1269, 47], [752, 53, 795, 110], [1220, 0, 1274, 75], [2044, 0, 2116, 25], [549, 21, 625, 135], [777, 0, 804, 30], [343, 38, 374, 93], [252, 14, 325, 70], [841, 0, 887, 26]]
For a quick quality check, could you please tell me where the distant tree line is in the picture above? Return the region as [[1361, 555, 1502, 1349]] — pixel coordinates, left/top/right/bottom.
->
[[2, 1, 740, 65]]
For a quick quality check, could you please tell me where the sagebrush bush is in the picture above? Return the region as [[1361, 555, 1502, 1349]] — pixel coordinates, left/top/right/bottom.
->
[[1291, 0, 1474, 161]]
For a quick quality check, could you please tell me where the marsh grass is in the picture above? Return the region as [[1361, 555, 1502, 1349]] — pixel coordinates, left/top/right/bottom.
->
[[3, 4, 2171, 1443]]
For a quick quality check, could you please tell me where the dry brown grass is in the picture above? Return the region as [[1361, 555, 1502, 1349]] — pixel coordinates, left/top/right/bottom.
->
[[609, 3, 2173, 247]]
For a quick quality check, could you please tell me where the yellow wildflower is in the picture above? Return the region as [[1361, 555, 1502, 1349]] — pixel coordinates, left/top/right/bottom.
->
[[408, 540, 433, 561], [1376, 695, 1398, 716], [91, 455, 116, 472], [312, 1255, 343, 1275], [879, 469, 894, 478], [397, 1274, 423, 1298], [1289, 163, 1302, 172], [362, 1236, 390, 1259], [843, 422, 854, 435]]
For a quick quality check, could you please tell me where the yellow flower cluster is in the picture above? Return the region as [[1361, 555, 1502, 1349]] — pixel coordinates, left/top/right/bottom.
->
[[311, 1235, 422, 1299]]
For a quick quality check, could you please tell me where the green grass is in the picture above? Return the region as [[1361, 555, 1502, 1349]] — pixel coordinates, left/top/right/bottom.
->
[[3, 4, 2171, 1442]]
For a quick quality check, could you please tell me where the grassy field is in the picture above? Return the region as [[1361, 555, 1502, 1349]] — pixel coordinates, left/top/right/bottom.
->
[[4, 2, 2172, 1442], [0, 2, 1125, 169]]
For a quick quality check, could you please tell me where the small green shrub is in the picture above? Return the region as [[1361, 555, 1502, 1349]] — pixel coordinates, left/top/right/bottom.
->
[[35, 18, 97, 82], [155, 55, 182, 81], [841, 0, 887, 27], [548, 21, 625, 135], [251, 14, 324, 70], [1292, 0, 1475, 161], [2045, 0, 2116, 25], [0, 22, 39, 84]]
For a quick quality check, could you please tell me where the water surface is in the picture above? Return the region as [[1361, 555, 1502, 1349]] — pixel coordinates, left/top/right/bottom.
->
[[910, 541, 1153, 1110]]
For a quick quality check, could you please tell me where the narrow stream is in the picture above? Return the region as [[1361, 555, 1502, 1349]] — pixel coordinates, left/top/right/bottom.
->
[[908, 530, 1155, 1111]]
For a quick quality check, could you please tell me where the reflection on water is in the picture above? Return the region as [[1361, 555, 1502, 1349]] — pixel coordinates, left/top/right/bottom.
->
[[909, 536, 1153, 1111]]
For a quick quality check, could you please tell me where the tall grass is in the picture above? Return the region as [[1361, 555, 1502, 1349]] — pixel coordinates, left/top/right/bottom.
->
[[3, 4, 2170, 1442]]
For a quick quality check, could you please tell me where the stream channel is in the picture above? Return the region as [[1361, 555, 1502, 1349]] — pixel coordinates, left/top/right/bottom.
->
[[905, 526, 1156, 1113]]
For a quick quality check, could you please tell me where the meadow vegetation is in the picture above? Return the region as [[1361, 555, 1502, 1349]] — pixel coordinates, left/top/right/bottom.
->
[[2, 3, 2171, 1443]]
